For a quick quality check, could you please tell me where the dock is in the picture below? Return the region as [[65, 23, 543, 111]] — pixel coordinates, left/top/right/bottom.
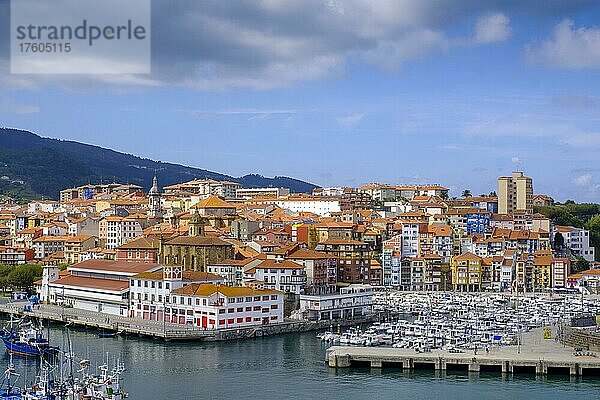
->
[[326, 329, 600, 376], [0, 301, 376, 341]]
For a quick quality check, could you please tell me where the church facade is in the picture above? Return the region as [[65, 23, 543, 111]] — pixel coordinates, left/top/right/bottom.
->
[[159, 212, 234, 271]]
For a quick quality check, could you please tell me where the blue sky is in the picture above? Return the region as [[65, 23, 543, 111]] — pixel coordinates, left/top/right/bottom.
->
[[1, 1, 600, 201]]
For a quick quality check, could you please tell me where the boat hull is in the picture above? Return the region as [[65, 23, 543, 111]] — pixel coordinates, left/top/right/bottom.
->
[[1, 337, 59, 358]]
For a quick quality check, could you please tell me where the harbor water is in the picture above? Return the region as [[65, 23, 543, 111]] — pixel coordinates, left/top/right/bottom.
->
[[4, 325, 600, 400]]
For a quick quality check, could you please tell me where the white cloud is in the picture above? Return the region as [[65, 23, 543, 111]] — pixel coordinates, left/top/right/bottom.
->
[[573, 173, 592, 186], [0, 1, 526, 90], [526, 19, 600, 68], [337, 112, 365, 130], [511, 156, 522, 165], [473, 13, 512, 44]]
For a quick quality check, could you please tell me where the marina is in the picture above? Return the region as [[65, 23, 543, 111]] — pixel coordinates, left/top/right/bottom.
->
[[318, 292, 600, 352], [326, 328, 600, 376], [0, 324, 597, 400]]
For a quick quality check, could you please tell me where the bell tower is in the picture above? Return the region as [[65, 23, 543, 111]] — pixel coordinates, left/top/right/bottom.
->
[[188, 211, 206, 237], [148, 174, 162, 218]]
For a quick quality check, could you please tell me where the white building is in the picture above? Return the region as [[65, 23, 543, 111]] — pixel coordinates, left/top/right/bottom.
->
[[382, 235, 402, 287], [273, 198, 341, 217], [400, 222, 419, 258], [32, 236, 67, 259], [104, 216, 143, 249], [27, 201, 61, 214], [67, 217, 100, 236], [555, 226, 595, 262], [236, 187, 290, 199], [38, 259, 160, 316], [129, 265, 224, 321], [245, 259, 307, 295], [206, 258, 262, 287], [163, 179, 240, 198], [298, 284, 373, 321], [168, 283, 283, 328]]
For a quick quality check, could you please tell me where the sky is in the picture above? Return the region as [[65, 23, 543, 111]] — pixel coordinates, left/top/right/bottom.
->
[[1, 1, 600, 202]]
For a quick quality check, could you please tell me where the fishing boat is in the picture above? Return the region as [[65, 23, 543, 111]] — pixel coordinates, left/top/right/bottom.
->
[[0, 320, 59, 358], [0, 354, 23, 400]]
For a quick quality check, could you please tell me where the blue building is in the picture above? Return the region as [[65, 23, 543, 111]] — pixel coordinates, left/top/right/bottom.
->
[[466, 210, 491, 235]]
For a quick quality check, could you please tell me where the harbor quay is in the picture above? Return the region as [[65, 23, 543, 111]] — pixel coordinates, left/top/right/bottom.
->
[[326, 329, 600, 376], [0, 301, 377, 341]]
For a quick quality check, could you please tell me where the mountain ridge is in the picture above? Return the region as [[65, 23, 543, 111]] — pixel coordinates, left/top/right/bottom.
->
[[0, 128, 318, 200]]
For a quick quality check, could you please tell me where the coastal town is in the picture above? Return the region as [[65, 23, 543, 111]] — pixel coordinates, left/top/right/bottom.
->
[[0, 171, 596, 336]]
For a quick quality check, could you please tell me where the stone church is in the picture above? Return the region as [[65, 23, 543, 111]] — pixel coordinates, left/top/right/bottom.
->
[[159, 212, 234, 271]]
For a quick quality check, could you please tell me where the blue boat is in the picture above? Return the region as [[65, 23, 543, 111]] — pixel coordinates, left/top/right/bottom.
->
[[0, 321, 59, 358]]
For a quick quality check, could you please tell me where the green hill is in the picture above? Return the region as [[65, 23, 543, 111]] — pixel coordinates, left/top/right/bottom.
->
[[0, 128, 318, 200]]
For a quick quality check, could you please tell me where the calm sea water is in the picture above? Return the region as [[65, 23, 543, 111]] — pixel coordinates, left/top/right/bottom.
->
[[5, 325, 600, 400]]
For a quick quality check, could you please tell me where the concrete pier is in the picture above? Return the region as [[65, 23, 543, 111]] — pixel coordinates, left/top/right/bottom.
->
[[326, 347, 600, 376], [326, 328, 600, 377]]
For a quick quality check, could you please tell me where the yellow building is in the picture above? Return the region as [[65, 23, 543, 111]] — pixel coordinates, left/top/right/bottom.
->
[[451, 252, 483, 292], [64, 235, 98, 264]]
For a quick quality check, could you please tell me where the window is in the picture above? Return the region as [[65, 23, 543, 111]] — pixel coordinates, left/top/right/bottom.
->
[[253, 306, 261, 311], [254, 296, 260, 301], [196, 299, 200, 306], [219, 319, 225, 325], [158, 295, 162, 303], [271, 295, 277, 300], [246, 297, 252, 302], [165, 283, 170, 290], [262, 296, 269, 301], [227, 318, 234, 324], [144, 281, 148, 288], [245, 307, 251, 312], [246, 317, 252, 322], [151, 281, 155, 289], [237, 318, 243, 323], [228, 308, 234, 313], [158, 282, 162, 289], [219, 309, 225, 314], [271, 304, 278, 309]]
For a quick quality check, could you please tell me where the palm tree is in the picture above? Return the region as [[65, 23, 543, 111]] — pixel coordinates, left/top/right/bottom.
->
[[462, 189, 472, 198]]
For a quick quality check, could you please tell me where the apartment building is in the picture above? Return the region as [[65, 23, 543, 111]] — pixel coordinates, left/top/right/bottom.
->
[[498, 171, 533, 214], [555, 225, 595, 262], [236, 187, 290, 199]]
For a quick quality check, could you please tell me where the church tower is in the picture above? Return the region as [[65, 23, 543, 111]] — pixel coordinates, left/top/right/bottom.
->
[[188, 211, 206, 237], [148, 174, 162, 218]]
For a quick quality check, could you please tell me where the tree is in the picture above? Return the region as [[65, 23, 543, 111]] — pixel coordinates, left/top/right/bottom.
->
[[488, 191, 497, 197], [585, 214, 600, 262], [8, 264, 42, 292], [573, 257, 590, 273], [462, 189, 471, 198], [553, 232, 565, 250]]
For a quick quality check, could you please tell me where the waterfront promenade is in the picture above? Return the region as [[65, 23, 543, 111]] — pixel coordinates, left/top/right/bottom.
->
[[0, 300, 376, 341], [327, 329, 600, 376]]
